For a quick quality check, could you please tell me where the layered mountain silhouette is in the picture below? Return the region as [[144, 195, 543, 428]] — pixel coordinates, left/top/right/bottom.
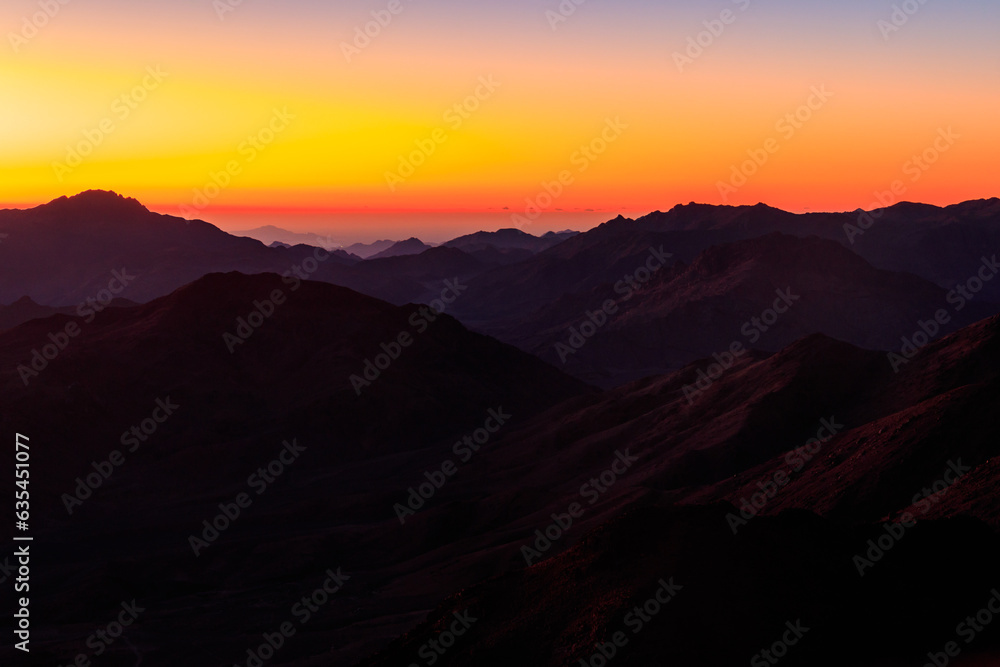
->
[[360, 505, 1000, 667], [370, 237, 434, 259], [344, 239, 398, 259], [0, 295, 139, 332], [0, 191, 360, 305], [443, 227, 578, 253], [0, 192, 578, 314], [0, 272, 588, 461], [2, 268, 999, 665], [0, 296, 64, 330], [4, 192, 1000, 666], [494, 233, 998, 385], [231, 225, 343, 251], [619, 198, 1000, 301], [0, 271, 588, 663], [358, 314, 1000, 665]]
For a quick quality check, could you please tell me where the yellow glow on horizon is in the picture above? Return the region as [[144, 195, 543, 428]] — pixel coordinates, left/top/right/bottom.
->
[[3, 3, 998, 218]]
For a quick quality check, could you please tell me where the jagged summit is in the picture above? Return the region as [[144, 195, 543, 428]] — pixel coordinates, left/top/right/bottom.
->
[[42, 190, 150, 215]]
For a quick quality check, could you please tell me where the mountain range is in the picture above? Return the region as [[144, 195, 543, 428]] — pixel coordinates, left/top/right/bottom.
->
[[3, 191, 1000, 665]]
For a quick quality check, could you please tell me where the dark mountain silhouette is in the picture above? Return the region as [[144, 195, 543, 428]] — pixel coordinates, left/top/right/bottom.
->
[[0, 271, 594, 664], [0, 191, 359, 306], [0, 192, 480, 313], [345, 239, 398, 259], [0, 297, 67, 331], [352, 246, 485, 283], [460, 244, 535, 266], [5, 194, 1000, 666], [618, 198, 1000, 301], [456, 198, 1000, 336], [692, 314, 1000, 524], [360, 504, 1000, 667], [450, 226, 694, 325], [4, 264, 1000, 665], [442, 227, 577, 253], [501, 233, 998, 386], [370, 237, 433, 259], [8, 193, 1000, 389], [0, 295, 139, 332], [0, 272, 589, 460], [356, 315, 1000, 666], [440, 314, 1000, 530], [298, 246, 490, 311], [231, 225, 340, 250]]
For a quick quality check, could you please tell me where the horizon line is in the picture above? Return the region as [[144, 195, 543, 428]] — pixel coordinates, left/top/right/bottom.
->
[[2, 192, 998, 219]]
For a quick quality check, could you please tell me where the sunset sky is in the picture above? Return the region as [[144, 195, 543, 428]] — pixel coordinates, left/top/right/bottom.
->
[[1, 0, 998, 234]]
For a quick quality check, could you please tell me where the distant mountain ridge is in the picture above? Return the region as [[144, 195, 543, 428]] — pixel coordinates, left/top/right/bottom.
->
[[443, 227, 578, 253], [499, 232, 998, 385], [0, 190, 359, 305], [612, 197, 1000, 300], [370, 237, 434, 259], [230, 225, 341, 250], [344, 238, 398, 258], [6, 190, 1000, 389]]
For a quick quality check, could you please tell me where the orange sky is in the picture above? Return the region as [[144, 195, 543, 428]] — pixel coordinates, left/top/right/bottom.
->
[[2, 0, 998, 226]]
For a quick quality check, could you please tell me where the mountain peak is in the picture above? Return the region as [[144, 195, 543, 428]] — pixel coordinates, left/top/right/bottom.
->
[[369, 237, 432, 259], [666, 201, 723, 213], [43, 190, 150, 216], [873, 201, 943, 218]]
